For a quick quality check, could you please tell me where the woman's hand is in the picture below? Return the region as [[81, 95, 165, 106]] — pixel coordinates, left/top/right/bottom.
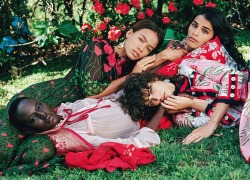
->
[[132, 55, 156, 73], [159, 40, 188, 62], [182, 121, 218, 145], [182, 103, 229, 145], [161, 95, 192, 112]]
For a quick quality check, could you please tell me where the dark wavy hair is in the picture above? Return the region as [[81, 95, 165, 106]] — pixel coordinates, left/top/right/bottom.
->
[[121, 19, 165, 76], [120, 72, 183, 122], [8, 97, 35, 134], [194, 7, 246, 69]]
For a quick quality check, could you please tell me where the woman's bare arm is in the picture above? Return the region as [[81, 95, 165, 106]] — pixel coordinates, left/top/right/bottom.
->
[[183, 103, 229, 145], [161, 95, 209, 113], [146, 106, 166, 131]]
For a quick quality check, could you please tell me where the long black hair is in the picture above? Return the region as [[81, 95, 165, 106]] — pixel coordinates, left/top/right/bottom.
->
[[194, 7, 246, 70]]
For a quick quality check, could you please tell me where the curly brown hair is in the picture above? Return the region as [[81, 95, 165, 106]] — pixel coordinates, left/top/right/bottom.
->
[[120, 72, 183, 122]]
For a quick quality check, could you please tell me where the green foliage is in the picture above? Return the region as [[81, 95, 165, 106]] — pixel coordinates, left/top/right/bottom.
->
[[32, 20, 78, 47], [0, 0, 249, 74], [58, 20, 79, 37], [1, 46, 250, 178]]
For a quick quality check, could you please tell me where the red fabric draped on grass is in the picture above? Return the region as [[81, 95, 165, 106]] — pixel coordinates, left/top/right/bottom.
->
[[65, 142, 156, 172]]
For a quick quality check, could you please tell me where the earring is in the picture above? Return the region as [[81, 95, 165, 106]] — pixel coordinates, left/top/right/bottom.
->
[[118, 41, 125, 49], [164, 79, 170, 82]]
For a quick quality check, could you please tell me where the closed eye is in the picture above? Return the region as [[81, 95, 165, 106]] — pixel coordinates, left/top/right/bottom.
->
[[147, 47, 152, 53], [148, 99, 154, 106]]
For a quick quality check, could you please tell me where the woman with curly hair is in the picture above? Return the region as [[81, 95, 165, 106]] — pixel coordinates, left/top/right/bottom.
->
[[121, 58, 246, 145]]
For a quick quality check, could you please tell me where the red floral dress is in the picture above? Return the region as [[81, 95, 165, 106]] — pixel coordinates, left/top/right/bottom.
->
[[172, 59, 246, 128], [155, 36, 248, 129]]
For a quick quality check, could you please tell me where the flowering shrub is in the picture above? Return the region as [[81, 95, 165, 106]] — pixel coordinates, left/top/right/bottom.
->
[[0, 0, 249, 74], [80, 0, 249, 44]]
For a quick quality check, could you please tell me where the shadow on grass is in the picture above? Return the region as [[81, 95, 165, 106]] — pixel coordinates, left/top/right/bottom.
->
[[0, 54, 78, 83]]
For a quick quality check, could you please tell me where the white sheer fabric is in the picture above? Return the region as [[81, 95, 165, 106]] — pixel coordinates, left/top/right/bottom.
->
[[56, 91, 160, 148]]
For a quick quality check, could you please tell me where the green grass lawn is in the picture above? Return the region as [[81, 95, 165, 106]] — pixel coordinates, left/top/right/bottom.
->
[[1, 32, 250, 179]]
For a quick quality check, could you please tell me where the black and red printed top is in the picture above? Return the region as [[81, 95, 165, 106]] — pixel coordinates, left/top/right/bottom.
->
[[70, 37, 135, 96]]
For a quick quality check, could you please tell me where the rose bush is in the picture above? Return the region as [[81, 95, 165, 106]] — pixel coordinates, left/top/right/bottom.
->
[[0, 0, 249, 75]]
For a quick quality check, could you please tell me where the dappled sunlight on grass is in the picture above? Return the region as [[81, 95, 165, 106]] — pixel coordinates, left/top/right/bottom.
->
[[1, 31, 250, 179]]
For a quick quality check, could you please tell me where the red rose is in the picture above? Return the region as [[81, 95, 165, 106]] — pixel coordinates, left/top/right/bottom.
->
[[130, 0, 140, 10], [162, 17, 171, 24], [121, 4, 130, 15], [137, 11, 145, 19], [115, 2, 123, 14], [146, 8, 154, 17], [193, 0, 204, 5], [115, 2, 130, 15], [205, 2, 216, 7], [80, 23, 92, 32], [108, 26, 122, 41], [92, 2, 105, 14], [98, 21, 107, 31], [168, 2, 178, 12]]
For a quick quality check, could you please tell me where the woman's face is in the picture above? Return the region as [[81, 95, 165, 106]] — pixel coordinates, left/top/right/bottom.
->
[[124, 28, 159, 60], [143, 80, 175, 107], [186, 15, 214, 51], [16, 99, 60, 132]]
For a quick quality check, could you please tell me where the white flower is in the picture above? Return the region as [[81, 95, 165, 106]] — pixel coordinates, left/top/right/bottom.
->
[[208, 42, 217, 51]]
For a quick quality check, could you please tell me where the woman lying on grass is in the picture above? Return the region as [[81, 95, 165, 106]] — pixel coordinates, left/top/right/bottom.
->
[[150, 7, 248, 145], [7, 92, 165, 171], [1, 19, 187, 175], [120, 58, 246, 145], [8, 92, 162, 153]]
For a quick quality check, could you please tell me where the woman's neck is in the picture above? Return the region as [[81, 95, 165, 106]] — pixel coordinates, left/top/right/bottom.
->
[[114, 46, 127, 57], [186, 46, 193, 52]]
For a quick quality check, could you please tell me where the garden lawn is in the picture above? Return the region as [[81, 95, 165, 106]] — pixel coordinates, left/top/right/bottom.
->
[[1, 34, 250, 179]]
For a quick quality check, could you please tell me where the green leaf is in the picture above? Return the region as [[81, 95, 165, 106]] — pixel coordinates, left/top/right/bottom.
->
[[36, 34, 48, 47], [58, 20, 78, 37], [49, 35, 59, 45], [46, 26, 57, 35], [33, 21, 49, 29]]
